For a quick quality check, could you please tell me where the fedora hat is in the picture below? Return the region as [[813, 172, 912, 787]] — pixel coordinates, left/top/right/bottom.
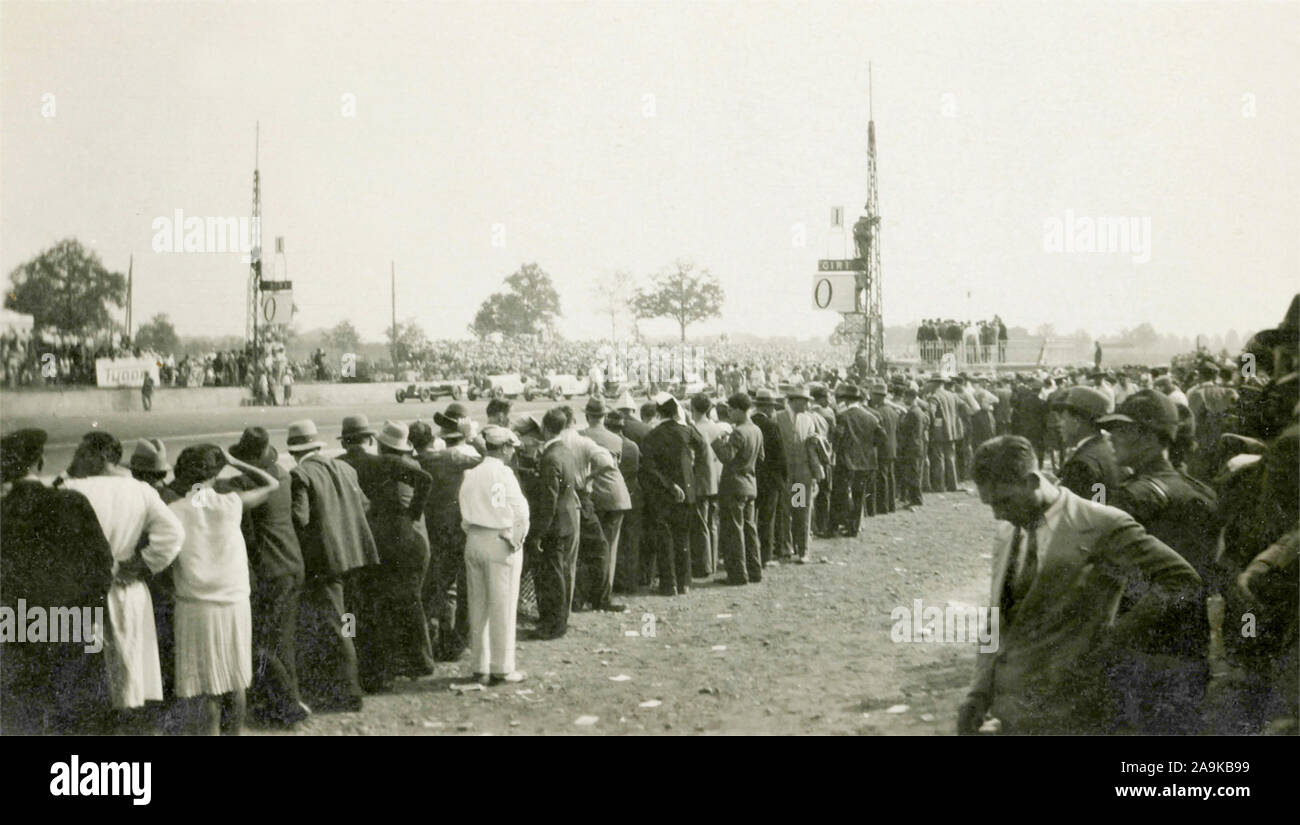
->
[[584, 395, 607, 416], [1051, 386, 1112, 420], [786, 384, 812, 401], [376, 420, 412, 452], [434, 402, 470, 432], [286, 419, 327, 453], [339, 414, 376, 439], [754, 387, 782, 407], [129, 438, 171, 473], [229, 427, 271, 463], [1252, 294, 1299, 349]]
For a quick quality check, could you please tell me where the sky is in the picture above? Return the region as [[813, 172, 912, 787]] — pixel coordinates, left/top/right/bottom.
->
[[2, 0, 1297, 345]]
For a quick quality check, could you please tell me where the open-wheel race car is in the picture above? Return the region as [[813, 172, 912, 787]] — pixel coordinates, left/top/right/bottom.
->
[[394, 380, 468, 403], [540, 373, 591, 401], [467, 373, 537, 401]]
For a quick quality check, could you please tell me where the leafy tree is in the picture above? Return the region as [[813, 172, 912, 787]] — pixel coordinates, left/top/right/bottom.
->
[[469, 263, 562, 338], [323, 319, 362, 354], [5, 238, 127, 332], [633, 259, 724, 344], [591, 269, 636, 341], [385, 317, 430, 364], [134, 313, 180, 354]]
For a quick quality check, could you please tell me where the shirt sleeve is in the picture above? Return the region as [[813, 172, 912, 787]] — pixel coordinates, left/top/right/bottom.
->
[[139, 483, 185, 573]]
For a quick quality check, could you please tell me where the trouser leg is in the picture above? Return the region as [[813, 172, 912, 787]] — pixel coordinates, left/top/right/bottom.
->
[[464, 530, 493, 675], [741, 498, 761, 581], [598, 510, 624, 603], [690, 496, 713, 577], [719, 495, 747, 583], [250, 573, 303, 722], [614, 506, 640, 593]]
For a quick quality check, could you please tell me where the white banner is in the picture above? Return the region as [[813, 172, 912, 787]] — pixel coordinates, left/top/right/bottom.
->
[[96, 357, 160, 388], [259, 289, 294, 326]]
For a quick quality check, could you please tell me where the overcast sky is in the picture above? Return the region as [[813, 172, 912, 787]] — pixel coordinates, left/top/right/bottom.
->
[[2, 0, 1297, 344]]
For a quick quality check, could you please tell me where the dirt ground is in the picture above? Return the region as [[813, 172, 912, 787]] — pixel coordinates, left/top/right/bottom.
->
[[259, 489, 998, 736]]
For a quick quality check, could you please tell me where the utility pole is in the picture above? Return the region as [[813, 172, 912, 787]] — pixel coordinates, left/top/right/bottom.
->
[[247, 123, 262, 372], [391, 261, 397, 367], [852, 62, 885, 374]]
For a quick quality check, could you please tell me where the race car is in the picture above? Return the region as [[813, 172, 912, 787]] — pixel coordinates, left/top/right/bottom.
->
[[467, 373, 536, 401], [542, 373, 590, 400], [394, 380, 467, 403]]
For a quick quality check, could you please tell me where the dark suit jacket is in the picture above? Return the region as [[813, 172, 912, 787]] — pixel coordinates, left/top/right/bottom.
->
[[340, 449, 433, 569], [416, 447, 483, 540], [1058, 433, 1121, 500], [713, 421, 764, 499], [617, 435, 642, 508], [751, 412, 788, 481], [290, 454, 380, 577], [531, 439, 582, 540], [898, 402, 928, 457], [968, 486, 1201, 734], [836, 405, 885, 472], [621, 415, 651, 447], [640, 420, 698, 507], [868, 401, 899, 460]]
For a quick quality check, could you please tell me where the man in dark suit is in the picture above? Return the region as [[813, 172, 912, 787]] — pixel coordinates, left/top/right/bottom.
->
[[1050, 386, 1120, 500], [867, 379, 899, 515], [639, 395, 697, 595], [713, 392, 765, 584], [1011, 378, 1049, 465], [751, 388, 788, 565], [958, 436, 1202, 735], [338, 417, 434, 690], [527, 408, 583, 638], [287, 419, 378, 712], [897, 384, 929, 508], [833, 384, 885, 536], [605, 412, 643, 594]]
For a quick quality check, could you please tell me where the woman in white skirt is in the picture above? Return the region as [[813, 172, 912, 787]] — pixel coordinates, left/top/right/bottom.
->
[[168, 444, 278, 735]]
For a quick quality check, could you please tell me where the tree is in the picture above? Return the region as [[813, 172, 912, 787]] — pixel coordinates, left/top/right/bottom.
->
[[385, 317, 430, 364], [591, 269, 636, 341], [134, 313, 180, 354], [1034, 323, 1057, 339], [5, 238, 127, 332], [323, 320, 362, 354], [469, 292, 529, 339], [633, 260, 725, 344], [469, 262, 562, 339]]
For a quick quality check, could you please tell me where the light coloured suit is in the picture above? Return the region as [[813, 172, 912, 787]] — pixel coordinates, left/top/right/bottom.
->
[[968, 484, 1201, 735]]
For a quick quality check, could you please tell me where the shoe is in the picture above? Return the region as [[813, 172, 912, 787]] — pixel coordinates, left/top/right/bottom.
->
[[764, 561, 778, 568], [677, 586, 690, 596], [470, 672, 491, 685], [596, 602, 628, 613], [572, 602, 591, 613], [340, 696, 363, 713], [794, 556, 808, 565], [489, 671, 527, 686], [723, 579, 748, 586], [656, 587, 678, 597], [524, 627, 564, 641]]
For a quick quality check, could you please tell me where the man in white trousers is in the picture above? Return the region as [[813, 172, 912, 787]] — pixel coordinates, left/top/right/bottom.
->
[[458, 426, 530, 686]]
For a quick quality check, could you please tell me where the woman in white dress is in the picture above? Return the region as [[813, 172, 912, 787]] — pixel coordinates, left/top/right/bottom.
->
[[167, 444, 278, 735], [59, 436, 185, 726]]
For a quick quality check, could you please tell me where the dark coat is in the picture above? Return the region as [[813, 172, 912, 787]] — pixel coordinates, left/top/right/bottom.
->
[[640, 420, 699, 507], [1057, 433, 1121, 500], [290, 454, 380, 577], [868, 401, 899, 460], [751, 411, 788, 481], [836, 405, 885, 471], [340, 449, 433, 570], [531, 439, 582, 540]]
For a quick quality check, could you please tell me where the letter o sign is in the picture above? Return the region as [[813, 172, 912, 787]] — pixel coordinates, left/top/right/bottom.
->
[[261, 295, 277, 323], [814, 278, 833, 309]]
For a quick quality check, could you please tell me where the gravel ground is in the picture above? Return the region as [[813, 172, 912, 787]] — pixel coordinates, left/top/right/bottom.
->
[[257, 489, 998, 736]]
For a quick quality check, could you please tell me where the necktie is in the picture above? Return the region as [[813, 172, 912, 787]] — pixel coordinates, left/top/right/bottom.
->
[[1012, 519, 1041, 603]]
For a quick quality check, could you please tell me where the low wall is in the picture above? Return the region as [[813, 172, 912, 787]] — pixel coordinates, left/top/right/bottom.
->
[[0, 382, 408, 418]]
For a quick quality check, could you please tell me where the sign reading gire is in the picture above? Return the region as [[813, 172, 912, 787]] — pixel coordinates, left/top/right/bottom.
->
[[817, 258, 865, 272], [812, 273, 864, 313]]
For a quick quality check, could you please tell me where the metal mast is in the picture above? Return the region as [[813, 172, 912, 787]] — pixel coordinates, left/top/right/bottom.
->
[[853, 65, 885, 373], [246, 123, 262, 360]]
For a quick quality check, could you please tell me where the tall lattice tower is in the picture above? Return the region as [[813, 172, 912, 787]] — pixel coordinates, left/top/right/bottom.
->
[[245, 124, 262, 358], [852, 67, 885, 374]]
